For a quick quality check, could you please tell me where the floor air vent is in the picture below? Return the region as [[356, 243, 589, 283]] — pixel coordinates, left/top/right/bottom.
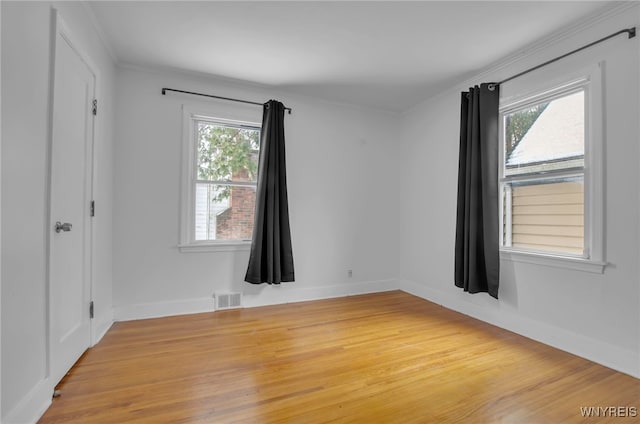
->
[[215, 292, 243, 310]]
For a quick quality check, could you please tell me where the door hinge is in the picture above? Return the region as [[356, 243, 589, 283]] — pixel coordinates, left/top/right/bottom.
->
[[92, 99, 98, 116], [89, 301, 94, 319], [90, 200, 95, 217]]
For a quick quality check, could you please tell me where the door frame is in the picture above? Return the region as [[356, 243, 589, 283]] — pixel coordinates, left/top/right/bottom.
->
[[46, 8, 98, 389]]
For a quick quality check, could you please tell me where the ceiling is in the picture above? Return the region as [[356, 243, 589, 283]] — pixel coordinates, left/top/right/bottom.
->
[[88, 1, 618, 112]]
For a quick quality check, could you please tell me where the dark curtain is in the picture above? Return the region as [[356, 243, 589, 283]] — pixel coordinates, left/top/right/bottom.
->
[[245, 100, 295, 285], [455, 84, 500, 299]]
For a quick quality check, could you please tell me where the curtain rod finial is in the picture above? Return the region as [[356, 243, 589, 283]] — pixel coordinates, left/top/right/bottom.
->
[[629, 27, 636, 39], [162, 88, 166, 95]]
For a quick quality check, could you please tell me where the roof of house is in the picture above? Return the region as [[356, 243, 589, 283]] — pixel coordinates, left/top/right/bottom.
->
[[507, 91, 584, 170]]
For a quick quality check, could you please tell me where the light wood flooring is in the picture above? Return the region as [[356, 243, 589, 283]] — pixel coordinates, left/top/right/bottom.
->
[[39, 291, 639, 423]]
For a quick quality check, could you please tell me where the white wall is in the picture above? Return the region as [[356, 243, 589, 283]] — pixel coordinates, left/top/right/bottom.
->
[[1, 4, 636, 423], [637, 0, 640, 383], [113, 66, 400, 319], [1, 2, 115, 422], [399, 6, 640, 377], [0, 2, 3, 421]]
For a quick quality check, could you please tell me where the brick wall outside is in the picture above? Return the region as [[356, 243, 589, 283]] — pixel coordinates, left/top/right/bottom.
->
[[216, 161, 257, 240], [216, 186, 256, 239]]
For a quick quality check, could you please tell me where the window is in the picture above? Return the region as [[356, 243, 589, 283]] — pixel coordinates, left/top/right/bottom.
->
[[180, 108, 260, 252], [499, 64, 605, 272]]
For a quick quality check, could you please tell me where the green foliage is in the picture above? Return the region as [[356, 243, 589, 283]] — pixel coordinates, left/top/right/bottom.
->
[[505, 103, 549, 159], [197, 123, 259, 202]]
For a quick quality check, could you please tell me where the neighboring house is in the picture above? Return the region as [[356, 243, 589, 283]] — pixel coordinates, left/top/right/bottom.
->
[[504, 91, 585, 255], [194, 185, 230, 240], [195, 154, 257, 241], [507, 92, 584, 175]]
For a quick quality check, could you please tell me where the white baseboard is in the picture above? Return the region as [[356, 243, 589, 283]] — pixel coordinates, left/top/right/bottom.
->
[[3, 378, 52, 424], [19, 278, 634, 424], [5, 318, 113, 424], [241, 279, 397, 308], [110, 277, 638, 378], [398, 279, 639, 379], [113, 279, 397, 322], [91, 316, 113, 346], [114, 297, 215, 321]]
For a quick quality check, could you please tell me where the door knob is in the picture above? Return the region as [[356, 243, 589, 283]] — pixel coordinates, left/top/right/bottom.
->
[[54, 221, 72, 233]]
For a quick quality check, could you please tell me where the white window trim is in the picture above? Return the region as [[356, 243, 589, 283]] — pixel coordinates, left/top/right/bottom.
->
[[178, 105, 259, 253], [498, 62, 605, 273], [178, 241, 251, 253]]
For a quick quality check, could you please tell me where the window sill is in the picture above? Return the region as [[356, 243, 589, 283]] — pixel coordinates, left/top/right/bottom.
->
[[500, 249, 606, 274], [178, 241, 251, 253]]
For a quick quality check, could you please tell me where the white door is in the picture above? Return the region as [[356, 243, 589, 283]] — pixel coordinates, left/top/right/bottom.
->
[[49, 16, 95, 387]]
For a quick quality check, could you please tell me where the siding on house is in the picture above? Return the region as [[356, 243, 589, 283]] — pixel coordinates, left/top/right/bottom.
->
[[510, 180, 584, 255]]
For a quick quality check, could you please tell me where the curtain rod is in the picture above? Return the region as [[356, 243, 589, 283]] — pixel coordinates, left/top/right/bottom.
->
[[488, 26, 636, 90], [161, 88, 292, 114]]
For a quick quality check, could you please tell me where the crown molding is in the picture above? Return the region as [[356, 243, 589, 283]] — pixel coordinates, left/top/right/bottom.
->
[[477, 1, 638, 84], [405, 1, 638, 114], [81, 0, 118, 63]]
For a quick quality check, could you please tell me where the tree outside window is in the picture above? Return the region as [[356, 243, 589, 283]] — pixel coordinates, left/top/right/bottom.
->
[[195, 121, 260, 241]]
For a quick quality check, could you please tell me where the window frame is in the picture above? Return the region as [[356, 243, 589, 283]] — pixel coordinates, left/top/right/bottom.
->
[[179, 105, 261, 253], [498, 62, 606, 273]]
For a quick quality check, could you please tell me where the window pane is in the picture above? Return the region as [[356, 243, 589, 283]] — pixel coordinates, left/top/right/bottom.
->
[[194, 183, 256, 241], [503, 177, 584, 255], [196, 122, 260, 183], [505, 90, 584, 176]]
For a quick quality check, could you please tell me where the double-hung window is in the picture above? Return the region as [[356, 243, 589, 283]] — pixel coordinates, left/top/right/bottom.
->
[[180, 107, 260, 252], [499, 63, 605, 272]]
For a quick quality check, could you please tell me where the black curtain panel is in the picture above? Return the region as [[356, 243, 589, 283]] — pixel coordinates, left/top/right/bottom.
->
[[245, 100, 295, 285], [455, 84, 500, 299]]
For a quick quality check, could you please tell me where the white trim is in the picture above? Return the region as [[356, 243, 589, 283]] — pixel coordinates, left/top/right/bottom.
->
[[585, 61, 605, 265], [498, 62, 604, 268], [3, 378, 52, 424], [114, 279, 397, 321], [47, 9, 97, 387], [80, 1, 117, 63], [398, 279, 639, 378], [179, 105, 261, 249], [179, 105, 194, 247], [403, 2, 636, 115], [114, 297, 215, 321], [501, 169, 584, 184], [500, 249, 606, 273], [191, 114, 259, 129], [178, 240, 251, 253], [112, 280, 637, 378], [241, 279, 397, 309], [43, 6, 59, 389], [502, 184, 512, 247], [500, 77, 589, 113], [91, 317, 114, 347]]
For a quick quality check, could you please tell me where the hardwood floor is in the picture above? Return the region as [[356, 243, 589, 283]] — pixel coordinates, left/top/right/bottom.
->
[[39, 291, 639, 423]]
